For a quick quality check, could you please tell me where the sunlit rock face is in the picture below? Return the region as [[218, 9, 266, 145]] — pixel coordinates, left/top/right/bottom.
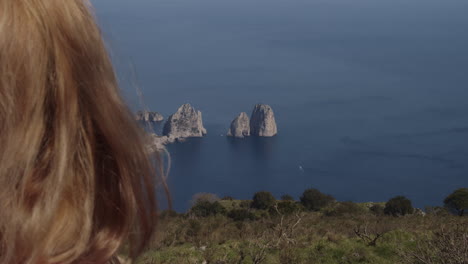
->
[[163, 104, 207, 138], [250, 104, 277, 137], [227, 112, 250, 138]]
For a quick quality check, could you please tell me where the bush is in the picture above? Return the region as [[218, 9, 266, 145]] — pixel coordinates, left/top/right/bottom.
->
[[384, 196, 413, 216], [251, 191, 276, 210], [300, 188, 335, 211], [190, 201, 226, 217], [400, 224, 468, 263], [425, 206, 450, 216], [281, 194, 295, 201], [274, 201, 303, 215], [240, 200, 252, 209], [159, 210, 180, 219], [228, 209, 256, 221], [191, 192, 220, 205], [444, 188, 468, 216], [279, 246, 307, 264], [370, 204, 385, 216], [186, 219, 202, 237], [221, 196, 234, 201], [324, 201, 367, 217], [254, 210, 270, 219]]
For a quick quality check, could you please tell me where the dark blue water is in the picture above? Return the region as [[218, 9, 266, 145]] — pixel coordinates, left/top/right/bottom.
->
[[93, 0, 468, 211]]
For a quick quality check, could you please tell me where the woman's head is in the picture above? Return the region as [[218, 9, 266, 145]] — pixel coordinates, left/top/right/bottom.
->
[[0, 1, 159, 263]]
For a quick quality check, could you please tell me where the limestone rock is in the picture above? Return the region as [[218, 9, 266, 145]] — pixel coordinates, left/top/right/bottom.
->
[[136, 111, 164, 122], [227, 112, 250, 138], [163, 104, 207, 138], [147, 133, 188, 151], [146, 133, 168, 153], [250, 104, 277, 137]]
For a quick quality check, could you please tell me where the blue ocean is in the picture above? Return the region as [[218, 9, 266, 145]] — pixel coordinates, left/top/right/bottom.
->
[[94, 0, 468, 211]]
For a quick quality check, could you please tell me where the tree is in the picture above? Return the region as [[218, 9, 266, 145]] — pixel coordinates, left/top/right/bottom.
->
[[251, 191, 276, 210], [300, 188, 335, 211], [384, 196, 413, 216], [444, 188, 468, 216]]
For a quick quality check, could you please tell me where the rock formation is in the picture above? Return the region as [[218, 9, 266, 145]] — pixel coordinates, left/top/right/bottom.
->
[[136, 111, 164, 122], [163, 104, 207, 138], [249, 104, 277, 137], [146, 133, 178, 152], [227, 112, 250, 138], [146, 132, 193, 150]]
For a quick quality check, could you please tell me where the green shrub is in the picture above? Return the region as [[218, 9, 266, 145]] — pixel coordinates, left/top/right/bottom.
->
[[300, 188, 335, 211], [190, 201, 226, 217], [384, 196, 413, 216], [400, 224, 468, 263], [425, 206, 450, 216], [324, 201, 367, 217], [186, 219, 202, 237], [279, 246, 307, 264], [370, 204, 385, 216], [228, 209, 256, 221], [275, 201, 302, 215], [159, 209, 180, 219], [251, 191, 276, 210], [254, 209, 270, 219], [444, 188, 468, 216], [239, 200, 251, 209]]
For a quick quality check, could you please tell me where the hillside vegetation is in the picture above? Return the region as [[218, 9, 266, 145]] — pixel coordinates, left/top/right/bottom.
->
[[136, 189, 468, 264]]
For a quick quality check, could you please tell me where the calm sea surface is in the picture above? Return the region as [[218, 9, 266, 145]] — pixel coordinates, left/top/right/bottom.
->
[[93, 0, 468, 211]]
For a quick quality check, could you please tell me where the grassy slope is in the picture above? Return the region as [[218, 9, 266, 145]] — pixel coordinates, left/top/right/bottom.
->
[[136, 201, 465, 264]]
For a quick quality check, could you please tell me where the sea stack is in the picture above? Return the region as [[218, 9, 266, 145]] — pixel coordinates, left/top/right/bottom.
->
[[250, 104, 277, 137], [136, 111, 164, 122], [163, 104, 207, 138], [227, 112, 250, 138]]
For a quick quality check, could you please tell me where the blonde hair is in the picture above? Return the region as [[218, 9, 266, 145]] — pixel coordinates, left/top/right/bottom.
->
[[0, 1, 160, 263]]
